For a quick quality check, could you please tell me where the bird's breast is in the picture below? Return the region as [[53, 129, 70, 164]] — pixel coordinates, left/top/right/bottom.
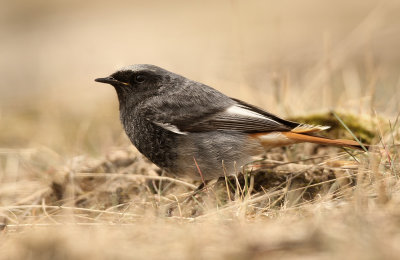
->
[[121, 114, 179, 170]]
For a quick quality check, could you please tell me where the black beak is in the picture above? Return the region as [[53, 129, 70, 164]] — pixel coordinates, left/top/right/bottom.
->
[[95, 76, 120, 85]]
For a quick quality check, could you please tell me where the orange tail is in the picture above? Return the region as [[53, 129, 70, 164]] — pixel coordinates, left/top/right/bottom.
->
[[282, 132, 367, 150]]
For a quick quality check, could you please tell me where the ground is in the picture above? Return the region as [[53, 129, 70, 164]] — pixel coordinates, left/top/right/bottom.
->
[[0, 114, 399, 259]]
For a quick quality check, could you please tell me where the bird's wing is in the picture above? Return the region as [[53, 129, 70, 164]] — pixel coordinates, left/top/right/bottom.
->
[[180, 98, 299, 133], [147, 95, 306, 134]]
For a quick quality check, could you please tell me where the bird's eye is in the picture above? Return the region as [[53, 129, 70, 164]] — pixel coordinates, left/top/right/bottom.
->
[[134, 74, 146, 83]]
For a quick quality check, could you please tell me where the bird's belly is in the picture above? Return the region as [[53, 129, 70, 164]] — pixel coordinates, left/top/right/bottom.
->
[[174, 131, 264, 180]]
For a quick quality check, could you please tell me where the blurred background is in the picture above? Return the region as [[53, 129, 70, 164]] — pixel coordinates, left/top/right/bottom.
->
[[1, 0, 399, 155]]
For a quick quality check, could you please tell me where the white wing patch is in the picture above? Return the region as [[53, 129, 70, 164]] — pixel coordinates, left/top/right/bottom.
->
[[225, 105, 280, 124], [154, 122, 188, 135]]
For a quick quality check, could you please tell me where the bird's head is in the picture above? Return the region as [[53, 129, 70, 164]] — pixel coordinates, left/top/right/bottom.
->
[[95, 64, 177, 108]]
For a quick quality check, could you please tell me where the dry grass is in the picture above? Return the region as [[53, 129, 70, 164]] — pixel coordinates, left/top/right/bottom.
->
[[0, 121, 399, 259], [1, 0, 400, 259]]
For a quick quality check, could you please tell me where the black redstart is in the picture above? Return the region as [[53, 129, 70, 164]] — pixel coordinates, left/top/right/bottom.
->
[[95, 64, 364, 180]]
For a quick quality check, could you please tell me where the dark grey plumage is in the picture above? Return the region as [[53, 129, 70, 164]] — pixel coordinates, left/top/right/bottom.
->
[[95, 64, 304, 180]]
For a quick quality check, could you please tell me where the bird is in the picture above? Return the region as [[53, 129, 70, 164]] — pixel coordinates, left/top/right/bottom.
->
[[95, 64, 365, 180]]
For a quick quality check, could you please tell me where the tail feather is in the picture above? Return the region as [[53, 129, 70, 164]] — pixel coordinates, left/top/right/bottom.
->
[[291, 124, 331, 134], [282, 132, 367, 150]]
